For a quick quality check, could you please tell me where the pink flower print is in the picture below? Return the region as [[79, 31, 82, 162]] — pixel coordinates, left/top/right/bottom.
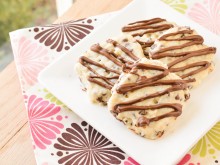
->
[[124, 157, 140, 165], [188, 0, 220, 35], [27, 95, 64, 149], [15, 37, 49, 86], [177, 154, 191, 165]]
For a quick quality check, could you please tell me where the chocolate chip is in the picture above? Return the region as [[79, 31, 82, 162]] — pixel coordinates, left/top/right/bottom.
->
[[122, 38, 128, 42], [156, 131, 164, 137], [184, 94, 190, 101], [130, 128, 135, 132], [175, 95, 180, 100], [137, 76, 147, 82], [153, 99, 158, 104], [137, 116, 150, 127], [188, 85, 193, 89], [139, 110, 147, 115], [82, 87, 87, 92], [139, 132, 145, 137], [97, 97, 105, 105]]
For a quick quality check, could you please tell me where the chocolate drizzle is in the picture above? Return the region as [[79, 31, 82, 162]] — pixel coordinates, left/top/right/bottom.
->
[[122, 18, 171, 33], [137, 104, 182, 127], [79, 56, 119, 90], [112, 63, 188, 127], [150, 29, 216, 80], [122, 18, 174, 56], [79, 39, 140, 90]]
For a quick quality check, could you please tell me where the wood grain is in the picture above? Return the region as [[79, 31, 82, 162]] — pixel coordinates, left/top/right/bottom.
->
[[55, 0, 132, 23], [0, 62, 35, 164], [0, 62, 25, 148], [0, 123, 36, 165], [0, 0, 131, 164]]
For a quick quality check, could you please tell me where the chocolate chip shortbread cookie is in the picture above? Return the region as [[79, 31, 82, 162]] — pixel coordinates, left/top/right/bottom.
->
[[75, 35, 145, 105], [149, 26, 216, 88], [122, 18, 174, 57], [108, 58, 190, 139]]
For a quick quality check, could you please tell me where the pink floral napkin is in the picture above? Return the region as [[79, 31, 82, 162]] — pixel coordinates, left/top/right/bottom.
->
[[10, 0, 220, 164]]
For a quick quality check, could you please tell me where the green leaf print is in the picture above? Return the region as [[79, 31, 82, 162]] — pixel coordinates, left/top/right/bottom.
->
[[191, 122, 220, 157], [161, 0, 188, 14], [43, 89, 64, 106]]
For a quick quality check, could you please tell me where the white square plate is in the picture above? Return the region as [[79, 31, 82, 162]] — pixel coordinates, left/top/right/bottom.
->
[[38, 0, 220, 164]]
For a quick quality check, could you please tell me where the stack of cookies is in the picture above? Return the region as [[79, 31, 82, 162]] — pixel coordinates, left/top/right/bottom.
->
[[75, 18, 216, 140]]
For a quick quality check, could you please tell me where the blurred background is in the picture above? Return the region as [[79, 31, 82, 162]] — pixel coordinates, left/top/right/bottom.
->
[[0, 0, 74, 71]]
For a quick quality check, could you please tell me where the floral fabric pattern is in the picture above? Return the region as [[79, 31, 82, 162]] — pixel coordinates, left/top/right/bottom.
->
[[10, 1, 220, 164], [54, 122, 125, 165], [14, 37, 49, 86], [191, 122, 220, 157], [27, 95, 64, 149], [161, 0, 188, 14], [188, 0, 220, 35], [32, 19, 94, 52]]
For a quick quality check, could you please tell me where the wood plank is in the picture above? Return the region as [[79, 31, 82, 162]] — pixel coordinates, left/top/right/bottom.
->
[[0, 62, 35, 163], [0, 123, 36, 165], [55, 0, 132, 23], [0, 62, 27, 148]]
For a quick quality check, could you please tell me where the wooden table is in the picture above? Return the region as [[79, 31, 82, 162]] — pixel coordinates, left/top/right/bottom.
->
[[0, 0, 131, 164]]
